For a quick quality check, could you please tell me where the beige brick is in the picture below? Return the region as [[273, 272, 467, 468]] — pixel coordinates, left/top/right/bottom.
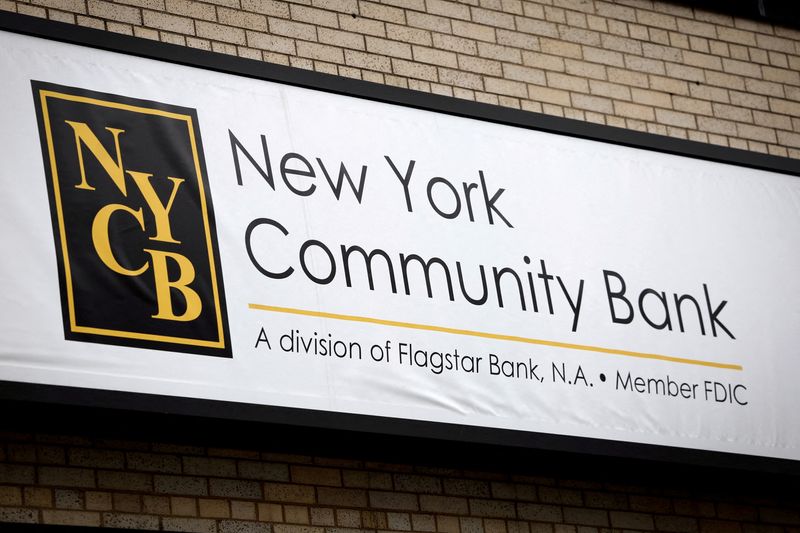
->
[[39, 466, 94, 488], [737, 123, 778, 143], [453, 20, 496, 43], [288, 466, 341, 487], [317, 487, 367, 507], [614, 101, 656, 121], [689, 35, 710, 53], [539, 37, 581, 58], [753, 110, 792, 130], [50, 11, 79, 24], [515, 17, 559, 38], [673, 95, 712, 115], [768, 144, 789, 156], [18, 4, 48, 18], [708, 40, 729, 57], [745, 78, 785, 98], [437, 515, 460, 533], [586, 15, 608, 33], [681, 50, 722, 70], [199, 498, 230, 518], [476, 42, 519, 63], [413, 45, 457, 67], [162, 517, 217, 533], [297, 41, 343, 62], [313, 0, 358, 14], [426, 0, 469, 19], [459, 55, 502, 76], [582, 46, 624, 67], [406, 11, 450, 33], [141, 495, 169, 515], [387, 24, 432, 46], [411, 513, 436, 531], [502, 64, 547, 85], [712, 103, 752, 122], [116, 0, 164, 8], [162, 32, 187, 45], [143, 10, 194, 34], [763, 65, 800, 85], [605, 67, 649, 89], [778, 131, 800, 149], [257, 502, 283, 522], [625, 54, 666, 75], [87, 0, 141, 23], [697, 116, 738, 135], [318, 27, 364, 50], [132, 25, 158, 38], [522, 51, 565, 71], [32, 0, 86, 13], [631, 87, 672, 107], [345, 50, 392, 71], [689, 83, 729, 102], [438, 67, 484, 89], [564, 58, 606, 80], [546, 71, 589, 92], [218, 6, 267, 30], [230, 501, 257, 521], [676, 18, 717, 38], [264, 482, 316, 504], [472, 6, 514, 29], [241, 0, 288, 16], [42, 510, 101, 527], [268, 17, 316, 41], [165, 0, 215, 21], [285, 505, 310, 524], [433, 33, 477, 54], [605, 18, 626, 36], [24, 487, 53, 508], [557, 25, 600, 46], [767, 51, 789, 68], [496, 29, 537, 50], [721, 57, 761, 78], [590, 79, 631, 100], [564, 507, 609, 526], [339, 13, 386, 36], [601, 33, 642, 54], [370, 490, 419, 511], [636, 9, 676, 30], [361, 1, 405, 24], [288, 5, 336, 26], [367, 36, 412, 59], [655, 108, 696, 128], [102, 513, 160, 530], [0, 486, 22, 506], [770, 98, 800, 116], [704, 70, 745, 91], [112, 493, 140, 513], [247, 31, 296, 54], [569, 93, 610, 114], [756, 33, 796, 53], [544, 5, 566, 23], [595, 2, 636, 22]]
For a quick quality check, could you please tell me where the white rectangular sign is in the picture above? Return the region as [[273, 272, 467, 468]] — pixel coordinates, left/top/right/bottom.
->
[[1, 29, 799, 462]]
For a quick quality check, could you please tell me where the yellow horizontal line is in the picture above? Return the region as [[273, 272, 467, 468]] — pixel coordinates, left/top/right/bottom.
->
[[248, 303, 743, 371]]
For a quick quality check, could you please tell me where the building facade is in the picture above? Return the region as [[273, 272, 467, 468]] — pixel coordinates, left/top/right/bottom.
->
[[1, 0, 799, 531]]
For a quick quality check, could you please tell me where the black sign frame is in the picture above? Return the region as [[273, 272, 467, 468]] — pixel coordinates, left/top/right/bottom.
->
[[0, 11, 798, 476]]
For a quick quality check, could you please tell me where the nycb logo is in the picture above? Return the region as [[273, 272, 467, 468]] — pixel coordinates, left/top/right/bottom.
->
[[33, 82, 230, 357]]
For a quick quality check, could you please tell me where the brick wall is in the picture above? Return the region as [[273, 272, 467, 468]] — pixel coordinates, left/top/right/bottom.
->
[[1, 0, 799, 158], [1, 431, 799, 532]]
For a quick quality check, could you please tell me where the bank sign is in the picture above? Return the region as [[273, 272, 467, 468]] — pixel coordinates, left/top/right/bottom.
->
[[1, 27, 799, 464]]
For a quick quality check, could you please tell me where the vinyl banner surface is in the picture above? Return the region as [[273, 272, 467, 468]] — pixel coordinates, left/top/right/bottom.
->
[[1, 30, 799, 462]]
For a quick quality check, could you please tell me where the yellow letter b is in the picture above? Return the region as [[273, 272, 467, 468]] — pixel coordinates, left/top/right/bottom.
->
[[144, 249, 202, 322]]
